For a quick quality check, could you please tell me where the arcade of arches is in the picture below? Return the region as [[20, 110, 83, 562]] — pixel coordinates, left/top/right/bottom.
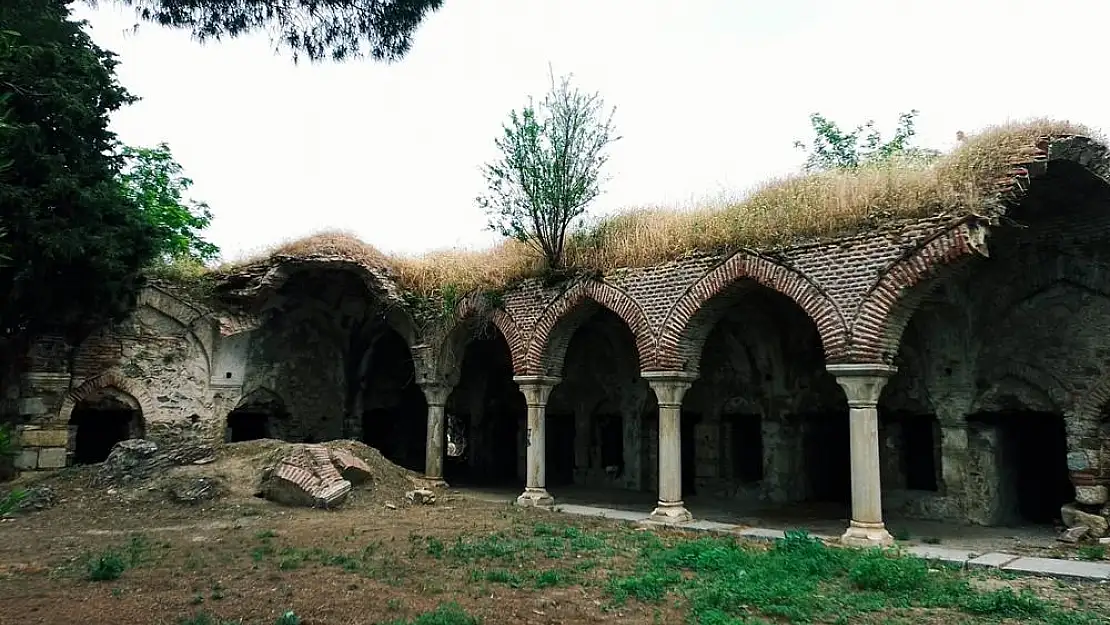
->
[[9, 140, 1110, 548]]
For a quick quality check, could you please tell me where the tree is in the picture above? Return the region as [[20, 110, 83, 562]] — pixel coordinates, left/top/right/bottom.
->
[[479, 72, 619, 270], [119, 143, 219, 263], [98, 0, 445, 63], [0, 1, 159, 343], [793, 110, 940, 172]]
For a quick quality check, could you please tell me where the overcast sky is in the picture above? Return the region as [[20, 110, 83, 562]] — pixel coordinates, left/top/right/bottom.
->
[[76, 0, 1109, 263]]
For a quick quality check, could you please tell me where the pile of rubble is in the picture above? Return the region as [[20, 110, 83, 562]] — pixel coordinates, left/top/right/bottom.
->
[[256, 443, 373, 508], [92, 438, 427, 510]]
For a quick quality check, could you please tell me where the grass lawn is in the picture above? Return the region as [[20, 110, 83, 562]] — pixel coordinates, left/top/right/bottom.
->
[[10, 498, 1103, 625]]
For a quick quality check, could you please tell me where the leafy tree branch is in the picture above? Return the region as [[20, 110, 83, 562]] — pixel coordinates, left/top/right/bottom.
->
[[479, 71, 619, 270]]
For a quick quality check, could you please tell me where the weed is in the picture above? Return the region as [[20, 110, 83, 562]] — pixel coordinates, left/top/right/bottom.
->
[[274, 610, 301, 625], [176, 613, 240, 625], [1078, 544, 1107, 561], [381, 602, 481, 625], [86, 551, 127, 582]]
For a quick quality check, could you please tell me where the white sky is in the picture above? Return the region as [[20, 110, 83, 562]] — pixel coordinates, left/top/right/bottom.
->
[[75, 0, 1109, 263]]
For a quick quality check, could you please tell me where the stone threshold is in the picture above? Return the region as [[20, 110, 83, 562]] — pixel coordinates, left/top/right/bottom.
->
[[552, 504, 1110, 583]]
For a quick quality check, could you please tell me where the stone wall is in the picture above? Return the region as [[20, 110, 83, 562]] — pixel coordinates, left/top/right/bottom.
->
[[7, 136, 1110, 532]]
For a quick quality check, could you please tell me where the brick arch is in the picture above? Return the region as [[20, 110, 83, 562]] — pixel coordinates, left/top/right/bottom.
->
[[852, 221, 986, 364], [1071, 372, 1110, 423], [524, 280, 654, 376], [656, 250, 847, 372], [57, 368, 158, 425], [854, 134, 1110, 365], [435, 295, 526, 381]]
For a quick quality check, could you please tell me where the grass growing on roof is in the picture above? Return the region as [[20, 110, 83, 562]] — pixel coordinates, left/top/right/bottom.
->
[[215, 119, 1100, 300]]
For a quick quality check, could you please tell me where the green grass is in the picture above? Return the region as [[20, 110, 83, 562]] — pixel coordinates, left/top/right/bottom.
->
[[602, 529, 1103, 624], [378, 602, 481, 625]]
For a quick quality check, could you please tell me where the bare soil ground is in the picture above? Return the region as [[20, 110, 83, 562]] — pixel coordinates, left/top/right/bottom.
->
[[1, 447, 1108, 625]]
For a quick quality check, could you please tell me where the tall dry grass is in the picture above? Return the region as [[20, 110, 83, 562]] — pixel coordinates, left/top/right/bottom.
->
[[220, 119, 1099, 297]]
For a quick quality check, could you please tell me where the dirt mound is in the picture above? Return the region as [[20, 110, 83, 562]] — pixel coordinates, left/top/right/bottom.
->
[[168, 439, 422, 507]]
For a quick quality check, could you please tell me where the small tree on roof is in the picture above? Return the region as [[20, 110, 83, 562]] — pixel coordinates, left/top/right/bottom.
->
[[479, 71, 619, 271], [794, 109, 940, 172]]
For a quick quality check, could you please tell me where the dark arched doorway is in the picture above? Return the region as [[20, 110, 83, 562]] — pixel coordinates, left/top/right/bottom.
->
[[69, 388, 144, 464], [361, 328, 426, 472], [226, 389, 289, 442], [443, 330, 523, 486]]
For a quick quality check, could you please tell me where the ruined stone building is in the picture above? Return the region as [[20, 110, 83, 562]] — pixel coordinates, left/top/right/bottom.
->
[[6, 134, 1110, 546]]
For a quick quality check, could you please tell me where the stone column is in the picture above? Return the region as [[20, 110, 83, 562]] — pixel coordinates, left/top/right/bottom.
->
[[514, 375, 560, 507], [643, 371, 697, 523], [421, 383, 452, 485], [827, 363, 896, 547]]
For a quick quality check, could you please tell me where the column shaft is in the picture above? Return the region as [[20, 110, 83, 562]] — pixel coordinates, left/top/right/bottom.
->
[[827, 363, 896, 548], [420, 383, 452, 485], [514, 375, 560, 508], [424, 402, 446, 481], [643, 371, 697, 524]]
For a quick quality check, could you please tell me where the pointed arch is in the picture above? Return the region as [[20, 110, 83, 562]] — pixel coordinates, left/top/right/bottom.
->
[[524, 280, 654, 376], [656, 250, 846, 372], [58, 368, 157, 425], [436, 294, 525, 381], [853, 135, 1110, 364]]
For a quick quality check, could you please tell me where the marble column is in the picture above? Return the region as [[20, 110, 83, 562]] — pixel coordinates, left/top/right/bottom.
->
[[643, 371, 697, 523], [421, 383, 452, 485], [514, 375, 561, 507], [827, 363, 896, 547]]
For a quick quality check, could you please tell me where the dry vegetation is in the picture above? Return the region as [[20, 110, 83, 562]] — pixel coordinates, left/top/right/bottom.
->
[[212, 119, 1100, 299]]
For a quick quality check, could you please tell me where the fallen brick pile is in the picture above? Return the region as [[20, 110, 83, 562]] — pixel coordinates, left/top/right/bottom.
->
[[258, 444, 373, 508]]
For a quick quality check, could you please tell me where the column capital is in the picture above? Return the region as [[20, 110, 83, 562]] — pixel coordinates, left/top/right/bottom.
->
[[513, 375, 561, 407], [419, 382, 454, 407], [826, 363, 896, 408], [642, 370, 698, 408]]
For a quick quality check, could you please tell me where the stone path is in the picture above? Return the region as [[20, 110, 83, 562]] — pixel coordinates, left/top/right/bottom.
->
[[554, 504, 1110, 582]]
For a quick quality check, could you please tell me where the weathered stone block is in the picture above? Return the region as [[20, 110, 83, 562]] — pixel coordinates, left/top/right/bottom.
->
[[15, 449, 38, 470], [1068, 451, 1093, 472], [16, 398, 47, 417], [1061, 503, 1109, 538], [406, 488, 436, 505], [330, 449, 372, 485], [36, 447, 67, 469], [1076, 484, 1109, 506], [19, 428, 69, 448]]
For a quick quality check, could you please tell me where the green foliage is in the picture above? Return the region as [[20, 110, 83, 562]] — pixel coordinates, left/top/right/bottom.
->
[[86, 551, 128, 581], [274, 610, 302, 625], [0, 1, 159, 342], [176, 613, 241, 625], [0, 488, 26, 516], [794, 109, 941, 172], [100, 0, 444, 63], [118, 143, 219, 263], [380, 602, 481, 625], [595, 529, 1104, 624], [479, 71, 619, 270]]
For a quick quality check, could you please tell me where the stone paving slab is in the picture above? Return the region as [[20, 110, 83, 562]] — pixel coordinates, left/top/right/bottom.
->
[[1002, 556, 1110, 581], [968, 552, 1020, 569], [738, 527, 787, 542], [555, 504, 648, 522], [906, 545, 979, 565]]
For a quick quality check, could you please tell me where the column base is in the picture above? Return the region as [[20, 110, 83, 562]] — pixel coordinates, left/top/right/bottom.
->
[[649, 501, 693, 524], [515, 487, 555, 508], [421, 476, 448, 488], [840, 521, 894, 548]]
